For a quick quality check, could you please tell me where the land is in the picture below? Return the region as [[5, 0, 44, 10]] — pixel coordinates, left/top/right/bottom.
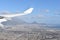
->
[[0, 24, 60, 40]]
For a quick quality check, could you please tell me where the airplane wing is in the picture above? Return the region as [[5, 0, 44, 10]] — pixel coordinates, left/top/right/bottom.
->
[[0, 8, 33, 18]]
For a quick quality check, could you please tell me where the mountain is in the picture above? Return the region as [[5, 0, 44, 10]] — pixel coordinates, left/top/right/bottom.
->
[[2, 18, 27, 26]]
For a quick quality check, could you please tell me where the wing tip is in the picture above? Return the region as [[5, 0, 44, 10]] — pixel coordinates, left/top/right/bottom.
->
[[24, 8, 34, 14]]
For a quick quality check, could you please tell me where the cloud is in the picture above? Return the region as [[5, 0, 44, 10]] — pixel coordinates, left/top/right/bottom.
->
[[32, 14, 45, 19], [54, 10, 60, 15], [40, 9, 50, 13], [0, 11, 10, 14], [37, 14, 45, 18], [45, 9, 49, 13]]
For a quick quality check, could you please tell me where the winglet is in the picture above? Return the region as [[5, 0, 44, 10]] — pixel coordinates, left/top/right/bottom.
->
[[24, 8, 33, 14]]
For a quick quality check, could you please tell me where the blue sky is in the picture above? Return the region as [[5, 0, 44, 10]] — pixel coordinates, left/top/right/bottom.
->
[[0, 0, 60, 24]]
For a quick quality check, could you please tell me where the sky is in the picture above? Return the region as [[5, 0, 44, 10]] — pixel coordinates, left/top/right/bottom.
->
[[0, 0, 60, 24]]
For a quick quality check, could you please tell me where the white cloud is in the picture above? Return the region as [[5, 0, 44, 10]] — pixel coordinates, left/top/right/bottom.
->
[[45, 9, 49, 13], [0, 11, 10, 14], [54, 10, 60, 15], [32, 14, 45, 19], [40, 9, 50, 13]]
